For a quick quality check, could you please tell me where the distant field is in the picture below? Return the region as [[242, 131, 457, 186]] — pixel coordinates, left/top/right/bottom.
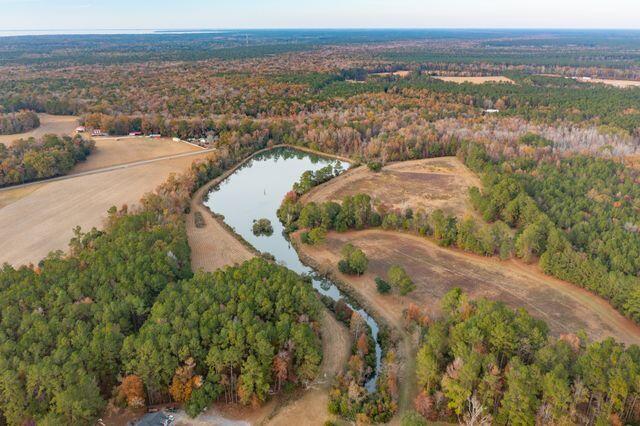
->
[[370, 70, 411, 78], [302, 157, 480, 217], [433, 75, 514, 84], [72, 136, 201, 173], [576, 77, 640, 88], [298, 230, 640, 346], [0, 153, 210, 266], [0, 114, 78, 146]]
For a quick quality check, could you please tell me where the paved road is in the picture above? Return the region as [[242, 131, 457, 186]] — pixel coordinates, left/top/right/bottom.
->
[[0, 148, 216, 193]]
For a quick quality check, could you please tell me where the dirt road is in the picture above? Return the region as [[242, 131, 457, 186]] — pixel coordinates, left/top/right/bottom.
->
[[0, 148, 215, 194]]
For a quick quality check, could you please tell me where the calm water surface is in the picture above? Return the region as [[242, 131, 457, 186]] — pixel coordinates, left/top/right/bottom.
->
[[205, 147, 381, 391]]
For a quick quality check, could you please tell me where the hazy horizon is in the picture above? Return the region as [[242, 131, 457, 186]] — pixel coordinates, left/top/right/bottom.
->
[[1, 0, 638, 31], [1, 28, 639, 38]]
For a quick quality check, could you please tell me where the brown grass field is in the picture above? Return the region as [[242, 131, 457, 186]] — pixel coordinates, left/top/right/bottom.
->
[[0, 137, 203, 209], [0, 114, 78, 146], [187, 183, 255, 273], [575, 77, 640, 88], [294, 229, 640, 422], [433, 76, 514, 84], [0, 154, 210, 267], [72, 137, 201, 173], [298, 230, 640, 346], [370, 70, 412, 78], [303, 156, 480, 217]]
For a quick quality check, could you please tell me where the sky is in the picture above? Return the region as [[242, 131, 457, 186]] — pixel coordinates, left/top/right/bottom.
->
[[0, 0, 638, 31]]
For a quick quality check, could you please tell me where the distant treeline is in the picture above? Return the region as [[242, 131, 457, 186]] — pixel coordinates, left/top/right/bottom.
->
[[0, 110, 39, 135], [0, 134, 94, 187]]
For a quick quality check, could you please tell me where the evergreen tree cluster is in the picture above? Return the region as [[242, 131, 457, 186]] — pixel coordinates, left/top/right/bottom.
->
[[460, 143, 640, 323], [411, 289, 640, 425]]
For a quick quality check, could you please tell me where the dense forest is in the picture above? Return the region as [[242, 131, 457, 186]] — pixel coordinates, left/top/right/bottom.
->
[[460, 143, 640, 323], [0, 209, 191, 424], [407, 289, 640, 425], [123, 259, 323, 415], [0, 134, 94, 187], [0, 110, 39, 135]]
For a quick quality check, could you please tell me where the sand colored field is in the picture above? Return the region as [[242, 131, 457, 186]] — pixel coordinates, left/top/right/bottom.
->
[[577, 77, 640, 88], [434, 75, 514, 84], [0, 154, 210, 267], [73, 137, 202, 173], [0, 114, 78, 146], [187, 182, 255, 273], [303, 157, 480, 217], [298, 230, 640, 347], [370, 70, 411, 78], [0, 183, 43, 209]]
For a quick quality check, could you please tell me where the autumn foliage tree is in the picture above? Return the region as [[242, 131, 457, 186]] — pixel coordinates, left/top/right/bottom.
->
[[117, 375, 146, 408]]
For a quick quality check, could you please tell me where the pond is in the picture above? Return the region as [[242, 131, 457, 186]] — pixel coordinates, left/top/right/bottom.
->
[[204, 147, 381, 391]]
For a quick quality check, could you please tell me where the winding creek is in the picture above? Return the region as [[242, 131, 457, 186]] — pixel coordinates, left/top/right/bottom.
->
[[204, 147, 382, 391]]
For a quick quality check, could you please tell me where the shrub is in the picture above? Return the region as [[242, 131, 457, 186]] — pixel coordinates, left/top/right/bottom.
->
[[388, 265, 415, 295], [375, 277, 391, 294], [307, 227, 327, 245], [339, 244, 369, 275], [367, 161, 383, 172], [194, 211, 206, 228], [185, 383, 217, 418]]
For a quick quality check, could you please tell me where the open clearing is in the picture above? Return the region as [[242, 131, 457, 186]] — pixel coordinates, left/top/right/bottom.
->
[[187, 182, 255, 273], [575, 77, 640, 88], [73, 137, 201, 173], [0, 114, 78, 146], [0, 183, 43, 209], [433, 75, 514, 84], [0, 153, 210, 267], [297, 230, 640, 346], [370, 70, 411, 78], [303, 156, 480, 217]]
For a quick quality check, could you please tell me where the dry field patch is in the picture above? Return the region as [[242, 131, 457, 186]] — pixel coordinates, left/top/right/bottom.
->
[[0, 183, 43, 209], [370, 70, 412, 78], [73, 137, 202, 173], [0, 114, 78, 146], [303, 156, 480, 217], [576, 77, 640, 88], [0, 154, 210, 267], [187, 183, 255, 273], [433, 75, 514, 84], [297, 230, 640, 347]]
